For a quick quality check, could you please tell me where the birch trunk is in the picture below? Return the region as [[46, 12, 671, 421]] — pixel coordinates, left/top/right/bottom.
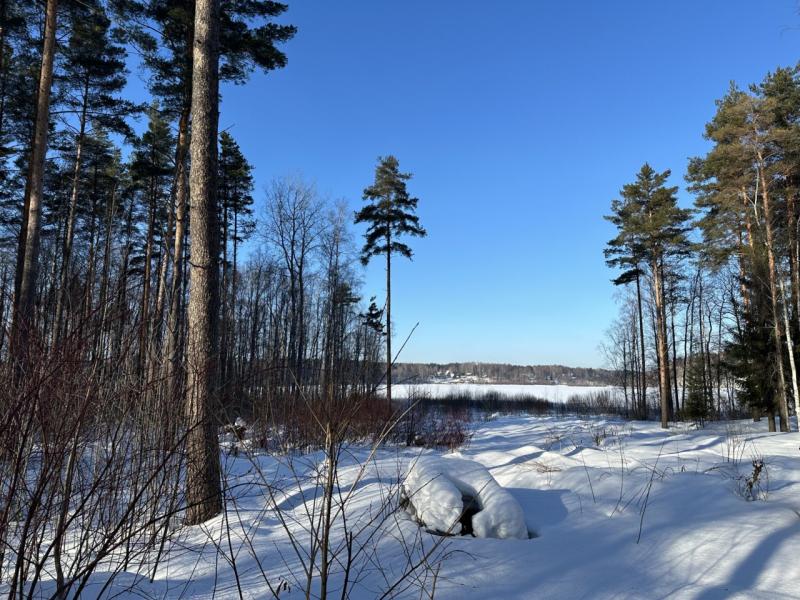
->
[[757, 158, 790, 432]]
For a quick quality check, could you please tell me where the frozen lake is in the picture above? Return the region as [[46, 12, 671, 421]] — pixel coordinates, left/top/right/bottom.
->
[[388, 383, 616, 404]]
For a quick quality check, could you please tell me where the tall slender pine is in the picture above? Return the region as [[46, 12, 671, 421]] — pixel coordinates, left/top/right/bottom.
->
[[355, 156, 426, 409]]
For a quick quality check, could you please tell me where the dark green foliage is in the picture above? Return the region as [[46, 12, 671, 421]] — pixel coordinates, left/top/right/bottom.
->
[[130, 105, 174, 197], [684, 355, 713, 425], [362, 297, 384, 335], [605, 164, 693, 275], [59, 0, 138, 138], [725, 250, 779, 419], [0, 1, 50, 246], [355, 155, 427, 265], [218, 0, 296, 84], [114, 0, 295, 112], [218, 131, 255, 246], [128, 105, 174, 272]]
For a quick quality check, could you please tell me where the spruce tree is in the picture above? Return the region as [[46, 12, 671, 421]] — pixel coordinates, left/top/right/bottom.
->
[[684, 354, 713, 426], [725, 248, 781, 429], [355, 156, 426, 409]]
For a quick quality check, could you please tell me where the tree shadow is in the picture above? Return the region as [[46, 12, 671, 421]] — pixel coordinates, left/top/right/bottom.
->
[[506, 487, 569, 534], [693, 513, 800, 600]]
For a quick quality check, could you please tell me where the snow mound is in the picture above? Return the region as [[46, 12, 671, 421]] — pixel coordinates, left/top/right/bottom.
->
[[404, 455, 528, 539]]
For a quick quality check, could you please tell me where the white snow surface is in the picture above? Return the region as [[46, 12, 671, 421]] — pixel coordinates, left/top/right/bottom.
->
[[13, 416, 800, 599], [391, 382, 616, 402], [403, 455, 528, 539]]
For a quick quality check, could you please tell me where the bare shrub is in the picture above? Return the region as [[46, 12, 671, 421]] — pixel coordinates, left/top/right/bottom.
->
[[737, 457, 769, 501]]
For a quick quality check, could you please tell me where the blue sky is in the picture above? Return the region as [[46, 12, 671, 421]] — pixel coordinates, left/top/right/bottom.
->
[[200, 1, 799, 367]]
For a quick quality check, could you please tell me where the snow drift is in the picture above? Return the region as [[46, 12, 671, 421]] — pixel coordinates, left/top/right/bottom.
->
[[403, 455, 528, 539]]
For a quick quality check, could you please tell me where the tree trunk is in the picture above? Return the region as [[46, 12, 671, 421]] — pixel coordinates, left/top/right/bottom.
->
[[165, 108, 190, 402], [230, 210, 239, 398], [55, 79, 89, 343], [757, 160, 790, 432], [779, 277, 799, 432], [220, 191, 229, 396], [139, 171, 157, 374], [97, 182, 118, 361], [653, 260, 672, 428], [621, 338, 629, 416], [150, 188, 173, 371], [11, 0, 58, 370], [184, 0, 222, 525], [669, 295, 679, 416], [789, 193, 799, 337], [682, 273, 696, 411], [385, 231, 392, 411], [635, 272, 647, 418], [740, 188, 755, 311]]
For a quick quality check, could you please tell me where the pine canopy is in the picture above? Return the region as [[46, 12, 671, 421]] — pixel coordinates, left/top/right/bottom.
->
[[355, 155, 427, 265]]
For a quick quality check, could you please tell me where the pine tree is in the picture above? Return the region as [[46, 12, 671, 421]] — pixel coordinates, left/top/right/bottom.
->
[[355, 155, 426, 409], [603, 202, 649, 418], [184, 0, 222, 526], [606, 164, 692, 427], [54, 0, 136, 339], [691, 83, 794, 431], [217, 130, 254, 397], [11, 0, 58, 372], [130, 104, 174, 371], [114, 0, 295, 400], [0, 0, 41, 246]]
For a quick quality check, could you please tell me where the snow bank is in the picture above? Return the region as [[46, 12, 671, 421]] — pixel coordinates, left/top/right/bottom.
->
[[404, 455, 528, 539]]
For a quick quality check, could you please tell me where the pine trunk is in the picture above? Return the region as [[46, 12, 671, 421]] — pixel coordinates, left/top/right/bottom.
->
[[653, 260, 672, 428], [385, 233, 392, 411], [55, 87, 89, 342], [11, 0, 57, 369], [635, 272, 647, 418], [184, 0, 222, 525]]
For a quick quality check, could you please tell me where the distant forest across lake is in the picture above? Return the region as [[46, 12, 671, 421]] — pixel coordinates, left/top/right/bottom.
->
[[393, 362, 617, 386]]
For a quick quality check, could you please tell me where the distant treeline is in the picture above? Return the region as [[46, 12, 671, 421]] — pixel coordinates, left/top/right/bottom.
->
[[393, 362, 618, 386]]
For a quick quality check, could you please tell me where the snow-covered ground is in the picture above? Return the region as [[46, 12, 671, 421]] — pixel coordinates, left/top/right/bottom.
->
[[391, 382, 615, 402], [17, 416, 800, 599]]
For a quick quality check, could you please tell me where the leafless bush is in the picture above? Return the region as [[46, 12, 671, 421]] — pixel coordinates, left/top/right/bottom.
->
[[220, 385, 453, 599], [399, 392, 472, 450], [737, 457, 768, 501], [0, 327, 188, 598], [721, 423, 749, 465]]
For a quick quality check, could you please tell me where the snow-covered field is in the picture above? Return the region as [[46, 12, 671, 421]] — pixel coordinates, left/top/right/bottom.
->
[[391, 382, 615, 402], [18, 415, 800, 599]]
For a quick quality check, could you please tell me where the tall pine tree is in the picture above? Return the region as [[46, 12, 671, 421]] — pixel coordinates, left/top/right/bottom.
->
[[355, 155, 426, 409], [606, 164, 692, 427]]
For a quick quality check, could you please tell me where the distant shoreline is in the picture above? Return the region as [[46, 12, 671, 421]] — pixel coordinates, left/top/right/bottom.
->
[[393, 362, 617, 387]]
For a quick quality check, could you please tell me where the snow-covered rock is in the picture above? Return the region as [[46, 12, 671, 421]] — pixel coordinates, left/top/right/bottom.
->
[[403, 455, 528, 539]]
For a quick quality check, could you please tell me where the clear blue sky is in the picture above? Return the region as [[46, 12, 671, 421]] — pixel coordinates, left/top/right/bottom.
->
[[210, 1, 800, 367]]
